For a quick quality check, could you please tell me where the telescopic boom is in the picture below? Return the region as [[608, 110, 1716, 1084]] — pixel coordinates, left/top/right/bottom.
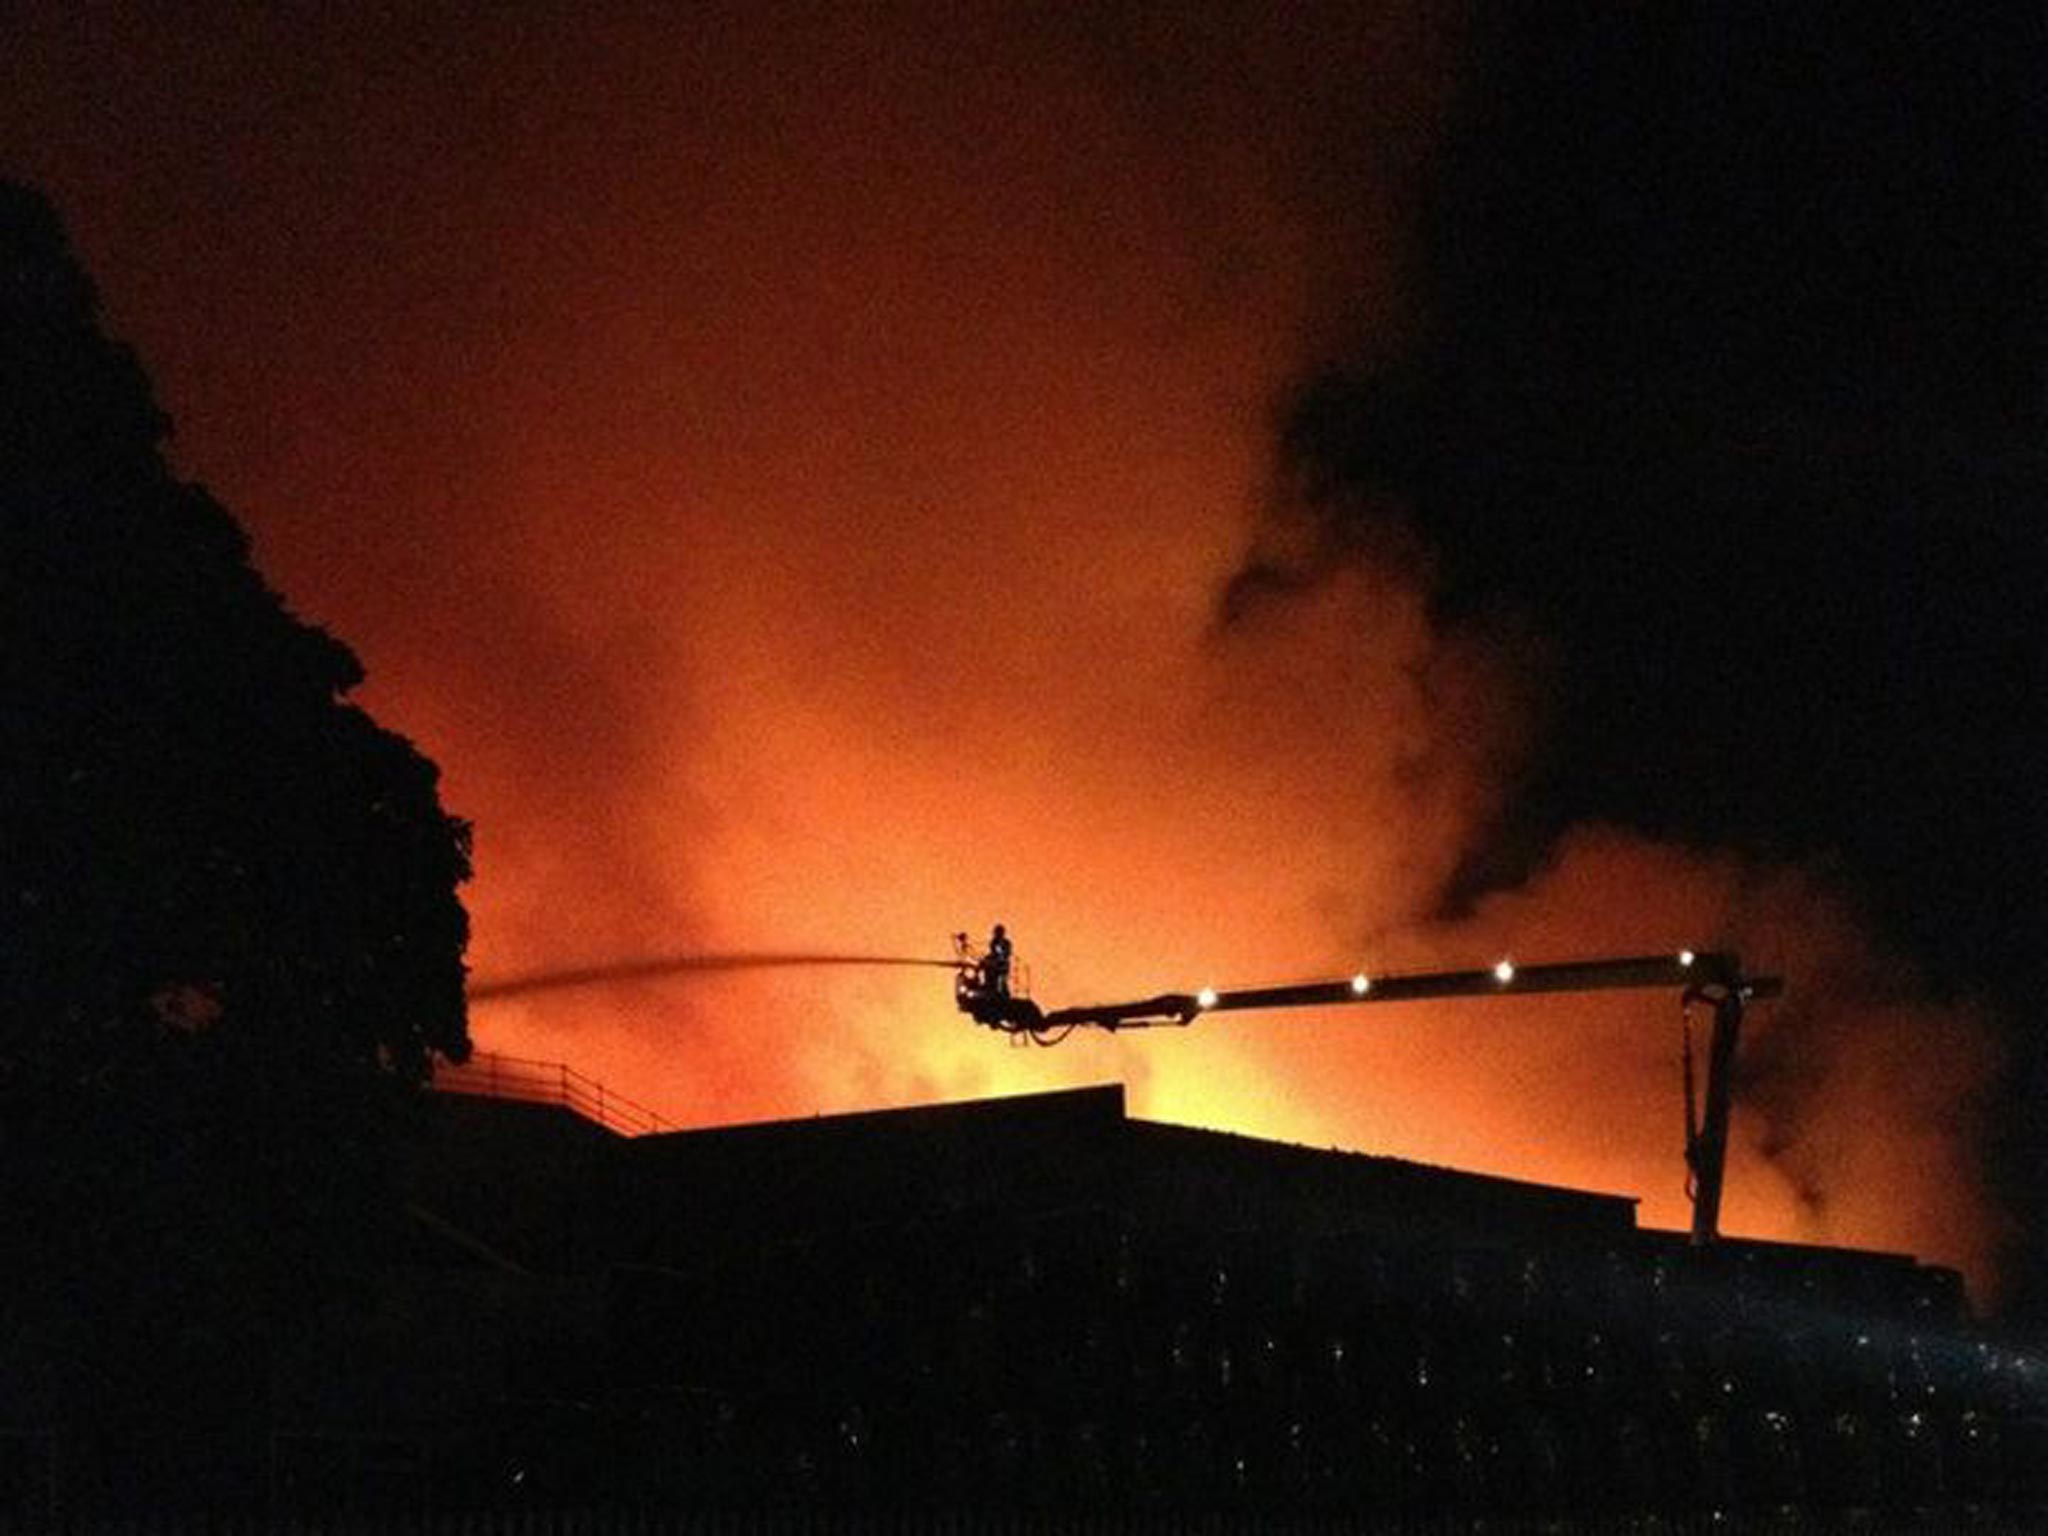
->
[[954, 945, 1777, 1246]]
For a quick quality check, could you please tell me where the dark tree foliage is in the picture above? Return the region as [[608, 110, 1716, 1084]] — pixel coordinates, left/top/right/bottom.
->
[[1, 179, 470, 1087], [1271, 12, 2048, 1311], [0, 182, 472, 1439]]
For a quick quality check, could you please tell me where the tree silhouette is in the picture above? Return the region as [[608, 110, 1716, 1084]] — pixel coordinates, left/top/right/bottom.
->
[[1, 179, 470, 1091], [0, 181, 472, 1462]]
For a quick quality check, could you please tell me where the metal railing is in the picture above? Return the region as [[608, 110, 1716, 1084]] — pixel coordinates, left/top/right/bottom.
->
[[428, 1050, 674, 1137]]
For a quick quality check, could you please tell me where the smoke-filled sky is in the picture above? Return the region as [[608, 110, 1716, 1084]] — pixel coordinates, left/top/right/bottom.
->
[[11, 3, 2040, 1300]]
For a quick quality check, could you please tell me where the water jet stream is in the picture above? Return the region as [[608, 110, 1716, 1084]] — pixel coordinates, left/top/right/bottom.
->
[[468, 952, 959, 1004]]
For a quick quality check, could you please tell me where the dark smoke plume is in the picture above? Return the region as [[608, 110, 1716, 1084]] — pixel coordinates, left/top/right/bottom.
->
[[1273, 9, 2048, 1312]]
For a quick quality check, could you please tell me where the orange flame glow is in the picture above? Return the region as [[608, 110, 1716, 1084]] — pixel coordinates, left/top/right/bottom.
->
[[12, 2, 2002, 1297]]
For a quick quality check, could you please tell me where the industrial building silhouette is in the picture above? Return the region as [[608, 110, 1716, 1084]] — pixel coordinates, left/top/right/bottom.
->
[[242, 1073, 2042, 1519], [18, 1070, 2042, 1522]]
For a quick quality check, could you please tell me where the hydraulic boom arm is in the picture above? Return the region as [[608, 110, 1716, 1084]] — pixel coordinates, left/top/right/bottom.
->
[[1036, 950, 1774, 1030], [956, 947, 1778, 1246]]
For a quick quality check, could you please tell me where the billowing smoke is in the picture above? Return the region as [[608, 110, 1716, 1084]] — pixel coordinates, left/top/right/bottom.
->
[[1259, 10, 2039, 1302], [9, 3, 2026, 1299]]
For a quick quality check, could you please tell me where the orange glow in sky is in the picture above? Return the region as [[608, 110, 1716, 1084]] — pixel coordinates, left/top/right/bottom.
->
[[10, 3, 2003, 1294]]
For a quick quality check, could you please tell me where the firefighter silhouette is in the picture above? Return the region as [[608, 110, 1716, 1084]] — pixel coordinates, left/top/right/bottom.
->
[[983, 923, 1013, 998]]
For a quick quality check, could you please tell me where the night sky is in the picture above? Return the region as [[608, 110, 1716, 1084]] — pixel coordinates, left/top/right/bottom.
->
[[10, 5, 2043, 1307]]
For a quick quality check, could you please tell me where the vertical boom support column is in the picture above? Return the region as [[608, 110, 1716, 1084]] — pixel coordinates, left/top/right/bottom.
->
[[1685, 974, 1775, 1245]]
